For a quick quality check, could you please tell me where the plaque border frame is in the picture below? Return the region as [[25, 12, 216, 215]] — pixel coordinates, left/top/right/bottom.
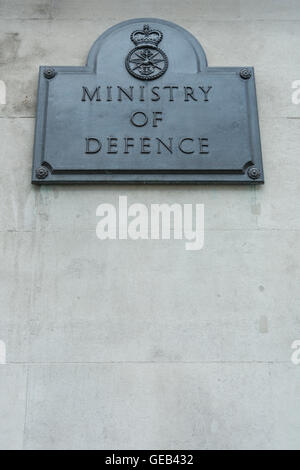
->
[[32, 18, 264, 185]]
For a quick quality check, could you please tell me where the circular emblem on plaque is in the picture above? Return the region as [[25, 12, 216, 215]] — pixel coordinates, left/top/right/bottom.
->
[[125, 24, 168, 81]]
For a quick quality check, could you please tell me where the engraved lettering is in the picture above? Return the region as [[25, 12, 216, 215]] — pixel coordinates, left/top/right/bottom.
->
[[199, 86, 212, 101], [106, 86, 112, 101], [130, 111, 148, 127], [117, 86, 134, 101], [141, 137, 151, 154], [151, 86, 160, 101], [184, 87, 197, 102], [157, 138, 173, 154], [152, 112, 163, 128], [139, 86, 145, 102], [163, 86, 179, 102], [124, 137, 135, 154], [85, 137, 102, 153], [81, 85, 213, 103], [82, 86, 101, 102], [199, 138, 209, 154], [84, 136, 209, 156], [107, 137, 118, 154], [179, 138, 194, 154]]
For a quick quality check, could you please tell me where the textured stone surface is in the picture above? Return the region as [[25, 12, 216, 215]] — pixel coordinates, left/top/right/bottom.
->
[[0, 0, 52, 20], [0, 366, 27, 450], [0, 0, 299, 450], [23, 363, 299, 450], [240, 0, 300, 21], [1, 229, 297, 364], [51, 0, 241, 21]]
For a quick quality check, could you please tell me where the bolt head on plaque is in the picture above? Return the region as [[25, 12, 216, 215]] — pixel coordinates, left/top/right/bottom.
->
[[43, 67, 56, 79], [248, 166, 261, 180], [240, 68, 252, 79], [125, 24, 168, 80], [36, 166, 49, 179]]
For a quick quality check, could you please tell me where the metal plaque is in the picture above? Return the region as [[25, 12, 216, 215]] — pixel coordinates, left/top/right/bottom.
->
[[32, 18, 264, 184]]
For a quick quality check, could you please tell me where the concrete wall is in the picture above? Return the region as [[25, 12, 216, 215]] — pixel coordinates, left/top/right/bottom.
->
[[0, 0, 300, 450]]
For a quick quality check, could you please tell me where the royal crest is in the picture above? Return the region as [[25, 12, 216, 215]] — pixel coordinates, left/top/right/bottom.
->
[[125, 24, 168, 80]]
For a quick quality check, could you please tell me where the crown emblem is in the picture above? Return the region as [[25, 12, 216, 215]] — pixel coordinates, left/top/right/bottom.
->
[[130, 24, 163, 47], [125, 24, 168, 81]]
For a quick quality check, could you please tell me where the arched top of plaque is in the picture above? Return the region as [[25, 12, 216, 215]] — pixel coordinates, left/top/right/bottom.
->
[[87, 18, 208, 77]]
